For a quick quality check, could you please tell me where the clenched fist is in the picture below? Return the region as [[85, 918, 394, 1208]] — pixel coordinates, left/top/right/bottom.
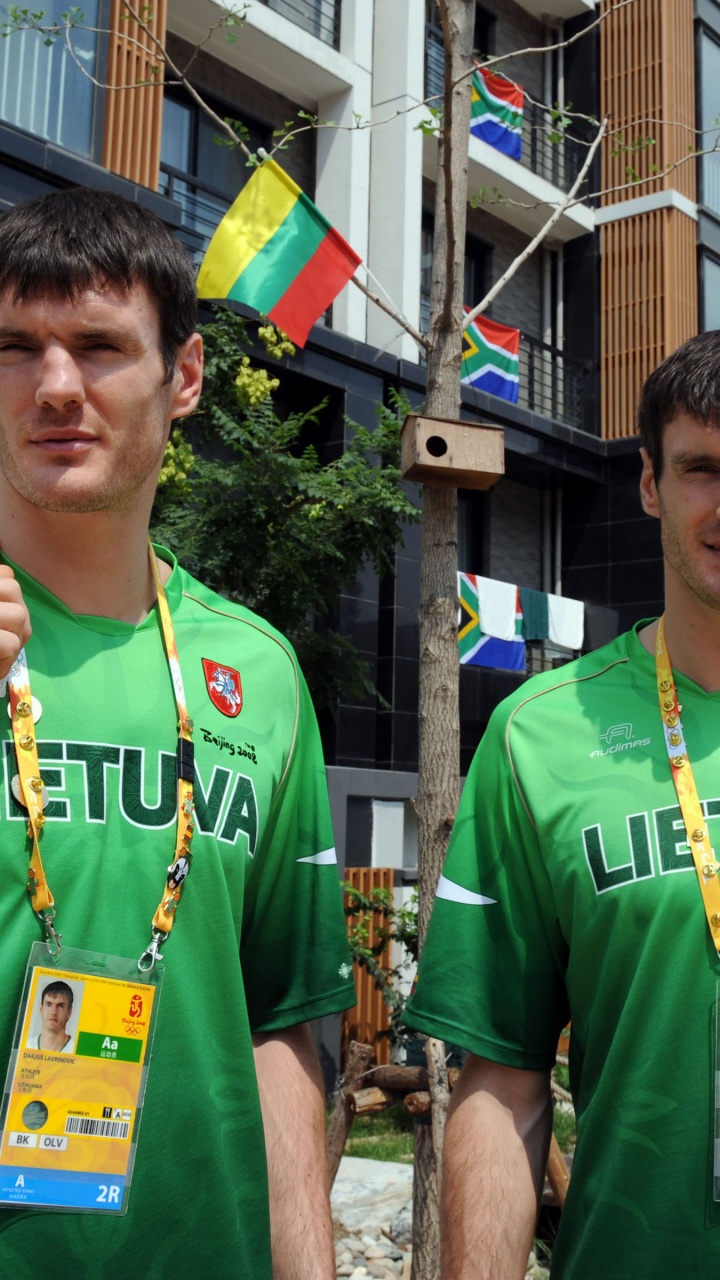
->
[[0, 565, 32, 681]]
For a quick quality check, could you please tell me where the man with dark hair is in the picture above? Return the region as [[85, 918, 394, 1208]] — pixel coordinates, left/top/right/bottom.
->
[[405, 329, 720, 1278], [0, 186, 353, 1280], [37, 981, 74, 1052]]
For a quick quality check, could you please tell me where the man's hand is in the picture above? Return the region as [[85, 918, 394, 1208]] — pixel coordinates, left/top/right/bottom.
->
[[441, 1054, 552, 1280], [0, 565, 31, 680], [253, 1024, 335, 1280]]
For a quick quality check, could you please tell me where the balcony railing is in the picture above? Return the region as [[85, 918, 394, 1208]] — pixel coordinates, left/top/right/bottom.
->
[[426, 31, 596, 197], [523, 102, 597, 197], [159, 164, 232, 255], [257, 0, 340, 49], [518, 333, 597, 433]]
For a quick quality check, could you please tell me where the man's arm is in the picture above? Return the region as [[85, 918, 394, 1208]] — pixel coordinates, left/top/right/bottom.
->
[[442, 1053, 553, 1280], [253, 1023, 335, 1280]]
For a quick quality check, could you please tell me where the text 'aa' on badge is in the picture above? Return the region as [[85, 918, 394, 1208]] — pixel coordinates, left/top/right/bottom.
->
[[201, 658, 243, 718]]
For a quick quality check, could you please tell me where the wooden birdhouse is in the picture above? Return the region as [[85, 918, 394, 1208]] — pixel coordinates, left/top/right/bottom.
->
[[400, 416, 504, 489]]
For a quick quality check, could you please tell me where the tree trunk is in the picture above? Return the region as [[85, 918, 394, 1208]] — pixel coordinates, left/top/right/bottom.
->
[[412, 3, 476, 1278]]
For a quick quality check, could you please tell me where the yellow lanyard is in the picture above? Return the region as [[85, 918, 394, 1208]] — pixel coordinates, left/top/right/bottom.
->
[[9, 543, 195, 973], [655, 615, 720, 954]]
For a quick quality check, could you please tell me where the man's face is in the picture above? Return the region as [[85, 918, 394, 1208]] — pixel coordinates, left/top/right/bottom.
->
[[41, 992, 71, 1035], [640, 412, 720, 612], [0, 281, 201, 517]]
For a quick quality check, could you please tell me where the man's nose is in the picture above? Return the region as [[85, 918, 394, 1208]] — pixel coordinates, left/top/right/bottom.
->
[[35, 346, 85, 410]]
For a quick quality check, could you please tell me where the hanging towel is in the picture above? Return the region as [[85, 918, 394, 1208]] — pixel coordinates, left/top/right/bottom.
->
[[473, 574, 517, 640], [519, 587, 549, 641], [547, 594, 584, 650]]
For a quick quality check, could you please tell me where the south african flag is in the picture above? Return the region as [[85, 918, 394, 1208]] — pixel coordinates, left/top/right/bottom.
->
[[458, 574, 526, 671], [461, 309, 520, 404], [470, 67, 524, 161]]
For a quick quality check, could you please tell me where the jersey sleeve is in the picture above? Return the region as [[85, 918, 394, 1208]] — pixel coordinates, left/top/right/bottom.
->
[[404, 704, 569, 1070], [239, 665, 354, 1033]]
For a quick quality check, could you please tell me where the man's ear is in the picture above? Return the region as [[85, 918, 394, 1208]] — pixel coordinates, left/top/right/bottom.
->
[[170, 332, 203, 421], [639, 447, 660, 519]]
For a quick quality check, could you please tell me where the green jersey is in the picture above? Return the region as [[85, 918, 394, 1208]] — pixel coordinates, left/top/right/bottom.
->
[[405, 623, 720, 1278], [0, 548, 354, 1280]]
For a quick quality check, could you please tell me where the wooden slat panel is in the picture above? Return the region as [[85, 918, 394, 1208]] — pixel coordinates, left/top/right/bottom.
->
[[102, 0, 167, 189], [600, 0, 698, 439], [601, 208, 698, 439], [601, 0, 695, 203], [341, 867, 396, 1069]]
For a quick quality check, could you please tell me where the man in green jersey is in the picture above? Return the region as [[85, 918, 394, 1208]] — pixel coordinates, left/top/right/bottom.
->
[[0, 187, 354, 1279], [404, 330, 720, 1279]]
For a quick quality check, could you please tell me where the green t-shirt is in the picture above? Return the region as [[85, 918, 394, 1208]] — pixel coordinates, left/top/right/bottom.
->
[[0, 549, 354, 1280], [405, 623, 720, 1279]]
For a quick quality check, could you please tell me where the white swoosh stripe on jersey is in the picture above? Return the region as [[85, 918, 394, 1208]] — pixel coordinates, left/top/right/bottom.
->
[[436, 873, 497, 906], [296, 847, 338, 865]]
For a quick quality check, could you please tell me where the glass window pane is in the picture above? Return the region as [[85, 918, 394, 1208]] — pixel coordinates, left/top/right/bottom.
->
[[196, 111, 250, 201], [701, 32, 720, 216], [0, 0, 100, 157], [160, 97, 192, 172], [702, 256, 720, 331]]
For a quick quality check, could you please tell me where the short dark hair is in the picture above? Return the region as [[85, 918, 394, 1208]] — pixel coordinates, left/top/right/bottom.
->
[[41, 980, 73, 1008], [0, 187, 198, 380], [637, 330, 720, 478]]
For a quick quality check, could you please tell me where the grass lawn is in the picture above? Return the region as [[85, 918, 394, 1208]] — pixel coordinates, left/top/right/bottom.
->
[[344, 1104, 415, 1163]]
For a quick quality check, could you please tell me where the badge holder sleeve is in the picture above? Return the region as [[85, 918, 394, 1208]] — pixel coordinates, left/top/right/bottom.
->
[[0, 942, 163, 1215]]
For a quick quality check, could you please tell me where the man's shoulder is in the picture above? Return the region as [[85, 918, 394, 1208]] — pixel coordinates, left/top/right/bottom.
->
[[176, 565, 300, 668], [487, 629, 637, 735]]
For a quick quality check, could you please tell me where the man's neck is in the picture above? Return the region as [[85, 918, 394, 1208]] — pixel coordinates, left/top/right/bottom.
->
[[639, 584, 720, 693], [39, 1029, 69, 1051], [0, 501, 165, 625]]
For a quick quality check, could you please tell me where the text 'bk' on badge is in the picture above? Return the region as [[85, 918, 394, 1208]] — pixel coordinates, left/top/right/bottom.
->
[[202, 658, 243, 717]]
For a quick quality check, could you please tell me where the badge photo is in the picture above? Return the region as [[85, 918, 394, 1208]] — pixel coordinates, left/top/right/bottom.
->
[[202, 658, 243, 718]]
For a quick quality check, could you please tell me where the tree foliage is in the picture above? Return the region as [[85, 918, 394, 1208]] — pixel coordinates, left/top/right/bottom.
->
[[152, 307, 420, 711]]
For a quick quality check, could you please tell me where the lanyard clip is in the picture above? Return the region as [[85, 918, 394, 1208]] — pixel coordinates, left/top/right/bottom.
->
[[138, 928, 167, 974], [38, 909, 61, 959]]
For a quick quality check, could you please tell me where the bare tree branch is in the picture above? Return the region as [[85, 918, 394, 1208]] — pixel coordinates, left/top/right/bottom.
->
[[463, 114, 609, 330], [350, 274, 429, 351]]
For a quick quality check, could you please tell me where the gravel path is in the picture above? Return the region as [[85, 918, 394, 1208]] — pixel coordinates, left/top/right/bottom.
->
[[331, 1157, 549, 1279]]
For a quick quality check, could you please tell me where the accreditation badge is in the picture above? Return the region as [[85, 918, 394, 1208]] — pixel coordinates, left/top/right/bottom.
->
[[0, 943, 162, 1214]]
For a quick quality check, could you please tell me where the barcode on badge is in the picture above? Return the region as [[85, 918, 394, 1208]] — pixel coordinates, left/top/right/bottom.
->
[[64, 1117, 130, 1139]]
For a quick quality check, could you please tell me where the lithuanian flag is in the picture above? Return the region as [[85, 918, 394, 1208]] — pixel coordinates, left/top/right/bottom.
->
[[197, 158, 362, 347]]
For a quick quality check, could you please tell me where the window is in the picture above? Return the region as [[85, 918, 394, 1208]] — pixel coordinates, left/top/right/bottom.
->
[[257, 0, 340, 49], [701, 254, 720, 330], [700, 30, 720, 216], [160, 93, 270, 248], [0, 0, 105, 158], [425, 1, 495, 102], [420, 211, 490, 333]]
